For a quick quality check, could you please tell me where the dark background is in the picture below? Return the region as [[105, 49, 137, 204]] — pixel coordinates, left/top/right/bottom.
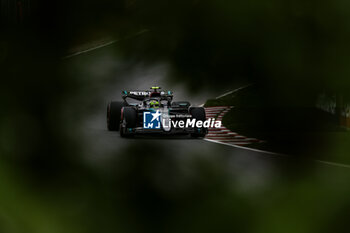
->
[[1, 1, 350, 232]]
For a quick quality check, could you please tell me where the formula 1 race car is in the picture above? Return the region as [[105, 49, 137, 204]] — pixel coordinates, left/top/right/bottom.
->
[[107, 87, 208, 138]]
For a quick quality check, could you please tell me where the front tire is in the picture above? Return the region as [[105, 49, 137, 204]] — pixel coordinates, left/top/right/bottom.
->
[[190, 107, 207, 138], [120, 107, 137, 138], [107, 101, 124, 131]]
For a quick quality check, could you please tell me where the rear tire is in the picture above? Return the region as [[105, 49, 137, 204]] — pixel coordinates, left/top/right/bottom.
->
[[107, 101, 124, 131], [190, 107, 206, 138]]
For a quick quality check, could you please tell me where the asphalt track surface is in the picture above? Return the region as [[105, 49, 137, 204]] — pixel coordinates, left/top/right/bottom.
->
[[61, 36, 350, 191]]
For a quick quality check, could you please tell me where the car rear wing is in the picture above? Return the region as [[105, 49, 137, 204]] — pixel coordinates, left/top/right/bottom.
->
[[122, 90, 173, 101]]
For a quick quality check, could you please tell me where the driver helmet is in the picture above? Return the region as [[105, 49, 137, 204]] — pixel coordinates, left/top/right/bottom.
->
[[150, 100, 160, 108]]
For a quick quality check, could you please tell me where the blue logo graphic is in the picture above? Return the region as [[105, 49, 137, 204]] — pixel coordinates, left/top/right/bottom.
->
[[143, 110, 162, 129]]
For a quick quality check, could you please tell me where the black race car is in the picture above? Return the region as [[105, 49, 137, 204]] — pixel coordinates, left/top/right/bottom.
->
[[107, 87, 207, 138]]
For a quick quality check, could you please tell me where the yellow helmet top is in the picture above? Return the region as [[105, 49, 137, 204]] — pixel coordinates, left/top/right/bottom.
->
[[150, 100, 160, 108]]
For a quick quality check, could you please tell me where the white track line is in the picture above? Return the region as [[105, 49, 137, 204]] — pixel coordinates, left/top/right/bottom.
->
[[62, 40, 118, 59], [204, 138, 283, 156], [206, 138, 350, 170], [62, 29, 149, 59], [215, 84, 254, 99], [314, 160, 350, 169]]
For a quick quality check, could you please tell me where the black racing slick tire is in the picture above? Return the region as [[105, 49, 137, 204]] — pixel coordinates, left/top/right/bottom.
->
[[107, 101, 124, 131], [120, 107, 137, 138], [123, 107, 137, 128], [190, 107, 206, 121], [190, 107, 206, 138]]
